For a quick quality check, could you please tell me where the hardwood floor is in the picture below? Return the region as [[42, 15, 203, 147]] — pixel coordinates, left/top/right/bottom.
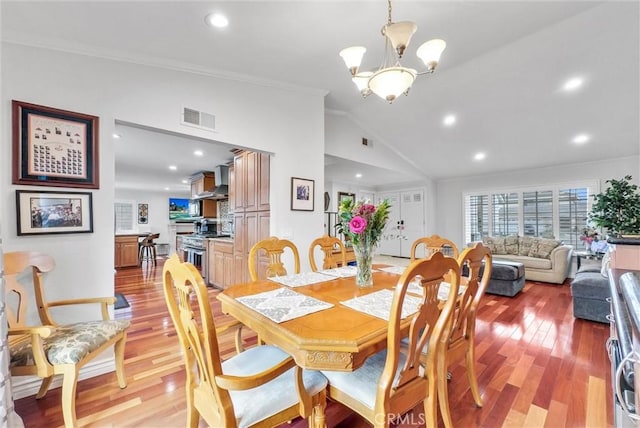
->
[[14, 257, 613, 427]]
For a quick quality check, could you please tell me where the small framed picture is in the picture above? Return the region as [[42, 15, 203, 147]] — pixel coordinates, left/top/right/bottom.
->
[[291, 177, 314, 211], [138, 203, 149, 224], [16, 190, 93, 236], [12, 100, 99, 189], [338, 191, 356, 205]]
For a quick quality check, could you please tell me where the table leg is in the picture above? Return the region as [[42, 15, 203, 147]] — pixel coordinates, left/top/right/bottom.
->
[[311, 392, 326, 428], [577, 255, 582, 270]]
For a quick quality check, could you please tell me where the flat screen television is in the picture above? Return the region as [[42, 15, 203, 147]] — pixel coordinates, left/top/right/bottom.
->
[[169, 198, 191, 220]]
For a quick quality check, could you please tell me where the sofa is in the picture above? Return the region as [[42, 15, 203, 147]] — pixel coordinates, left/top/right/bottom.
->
[[480, 236, 573, 284]]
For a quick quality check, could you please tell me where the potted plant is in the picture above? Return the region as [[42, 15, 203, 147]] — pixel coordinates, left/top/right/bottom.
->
[[589, 175, 640, 237]]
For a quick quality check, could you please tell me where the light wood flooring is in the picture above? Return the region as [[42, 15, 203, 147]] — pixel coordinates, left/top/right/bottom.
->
[[14, 257, 613, 427]]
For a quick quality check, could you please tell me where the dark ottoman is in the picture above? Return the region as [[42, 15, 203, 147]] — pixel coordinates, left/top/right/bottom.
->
[[570, 267, 610, 323], [486, 261, 526, 297]]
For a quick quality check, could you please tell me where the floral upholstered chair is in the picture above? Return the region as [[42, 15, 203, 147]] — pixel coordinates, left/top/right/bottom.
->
[[4, 251, 129, 427]]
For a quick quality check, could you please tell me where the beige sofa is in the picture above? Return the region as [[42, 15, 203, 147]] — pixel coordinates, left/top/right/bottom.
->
[[480, 236, 573, 284]]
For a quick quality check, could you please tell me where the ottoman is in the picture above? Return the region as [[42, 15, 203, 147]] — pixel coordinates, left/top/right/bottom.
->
[[570, 266, 610, 323], [486, 261, 526, 297]]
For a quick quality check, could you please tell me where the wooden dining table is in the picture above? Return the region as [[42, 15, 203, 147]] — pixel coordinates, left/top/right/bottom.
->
[[217, 265, 410, 372]]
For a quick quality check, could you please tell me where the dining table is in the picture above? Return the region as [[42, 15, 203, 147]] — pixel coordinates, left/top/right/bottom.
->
[[217, 265, 412, 372]]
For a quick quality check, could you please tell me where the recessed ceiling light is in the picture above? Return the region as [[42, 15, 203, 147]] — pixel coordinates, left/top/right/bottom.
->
[[355, 173, 363, 178], [572, 134, 590, 144], [563, 77, 584, 92], [164, 187, 170, 191], [181, 179, 189, 184], [205, 13, 229, 28], [443, 115, 456, 126], [112, 133, 122, 139], [474, 152, 486, 161], [169, 165, 177, 171], [194, 150, 204, 157]]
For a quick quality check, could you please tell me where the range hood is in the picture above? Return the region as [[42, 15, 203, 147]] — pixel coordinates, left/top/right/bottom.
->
[[193, 165, 229, 200]]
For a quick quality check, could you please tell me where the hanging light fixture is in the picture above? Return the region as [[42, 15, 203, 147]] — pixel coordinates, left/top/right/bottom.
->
[[339, 0, 446, 103]]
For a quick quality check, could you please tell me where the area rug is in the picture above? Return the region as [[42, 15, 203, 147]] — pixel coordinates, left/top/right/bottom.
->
[[114, 293, 130, 310]]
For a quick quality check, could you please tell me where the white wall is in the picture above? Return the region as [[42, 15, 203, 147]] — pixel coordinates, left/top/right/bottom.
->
[[436, 156, 640, 249], [1, 43, 325, 318]]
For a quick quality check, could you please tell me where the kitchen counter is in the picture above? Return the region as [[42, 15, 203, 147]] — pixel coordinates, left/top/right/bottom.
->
[[206, 236, 234, 243]]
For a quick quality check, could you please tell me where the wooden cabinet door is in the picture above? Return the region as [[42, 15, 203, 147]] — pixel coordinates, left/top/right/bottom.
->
[[245, 151, 259, 212], [233, 153, 246, 212], [121, 241, 139, 267], [191, 178, 203, 198], [257, 153, 270, 211], [228, 164, 235, 211], [207, 240, 217, 286], [223, 252, 234, 288]]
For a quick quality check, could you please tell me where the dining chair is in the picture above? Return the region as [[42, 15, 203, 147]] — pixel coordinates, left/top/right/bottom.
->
[[410, 234, 460, 261], [321, 251, 461, 428], [4, 251, 129, 428], [162, 254, 327, 428], [139, 232, 160, 265], [248, 236, 301, 281], [436, 242, 492, 428], [308, 234, 347, 271]]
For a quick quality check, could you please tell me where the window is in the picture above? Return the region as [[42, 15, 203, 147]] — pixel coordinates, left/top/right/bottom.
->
[[114, 200, 135, 233], [463, 181, 597, 245]]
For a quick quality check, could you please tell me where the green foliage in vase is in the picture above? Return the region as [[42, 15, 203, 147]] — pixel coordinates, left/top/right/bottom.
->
[[336, 198, 391, 247], [589, 175, 640, 236]]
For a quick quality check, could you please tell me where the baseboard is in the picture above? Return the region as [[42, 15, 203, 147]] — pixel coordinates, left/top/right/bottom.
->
[[12, 356, 116, 400]]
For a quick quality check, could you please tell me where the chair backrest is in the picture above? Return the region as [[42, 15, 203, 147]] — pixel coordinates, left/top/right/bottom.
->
[[410, 234, 460, 261], [4, 251, 57, 328], [162, 254, 235, 425], [308, 235, 346, 271], [378, 251, 461, 414], [248, 236, 300, 281], [448, 242, 492, 351]]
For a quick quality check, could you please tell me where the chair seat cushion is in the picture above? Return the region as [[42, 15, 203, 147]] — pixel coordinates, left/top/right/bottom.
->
[[222, 345, 328, 428], [321, 350, 416, 411], [10, 319, 130, 367]]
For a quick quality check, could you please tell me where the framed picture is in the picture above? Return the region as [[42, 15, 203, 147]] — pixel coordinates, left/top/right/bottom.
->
[[338, 191, 356, 205], [12, 100, 99, 189], [16, 190, 93, 236], [138, 203, 149, 224], [291, 177, 314, 211]]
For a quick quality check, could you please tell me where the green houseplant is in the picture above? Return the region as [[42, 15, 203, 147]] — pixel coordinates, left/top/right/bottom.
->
[[589, 175, 640, 237]]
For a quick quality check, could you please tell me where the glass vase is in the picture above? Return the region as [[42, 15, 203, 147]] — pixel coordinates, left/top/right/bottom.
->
[[353, 243, 374, 287]]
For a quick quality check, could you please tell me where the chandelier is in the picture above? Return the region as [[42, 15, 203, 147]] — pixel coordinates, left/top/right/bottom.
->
[[339, 0, 446, 103]]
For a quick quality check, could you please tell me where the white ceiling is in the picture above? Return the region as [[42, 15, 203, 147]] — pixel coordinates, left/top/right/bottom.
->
[[2, 1, 639, 190]]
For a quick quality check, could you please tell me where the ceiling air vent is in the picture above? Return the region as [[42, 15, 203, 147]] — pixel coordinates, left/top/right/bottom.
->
[[362, 137, 373, 147], [181, 107, 216, 132]]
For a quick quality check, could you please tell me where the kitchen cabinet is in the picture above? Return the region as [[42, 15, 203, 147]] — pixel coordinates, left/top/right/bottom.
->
[[115, 235, 139, 268], [233, 151, 270, 212], [208, 239, 235, 289], [234, 210, 270, 284], [191, 172, 218, 217]]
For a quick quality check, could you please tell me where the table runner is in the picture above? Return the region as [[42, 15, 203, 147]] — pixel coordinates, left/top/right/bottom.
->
[[268, 271, 334, 288], [236, 287, 333, 323]]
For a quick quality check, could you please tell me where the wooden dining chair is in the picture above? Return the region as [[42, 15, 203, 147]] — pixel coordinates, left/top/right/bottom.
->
[[248, 236, 301, 281], [308, 234, 347, 271], [162, 254, 327, 428], [436, 242, 492, 428], [410, 234, 460, 261], [321, 252, 461, 428], [4, 251, 129, 428]]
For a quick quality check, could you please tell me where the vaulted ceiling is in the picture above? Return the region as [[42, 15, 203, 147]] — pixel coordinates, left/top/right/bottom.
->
[[2, 1, 638, 190]]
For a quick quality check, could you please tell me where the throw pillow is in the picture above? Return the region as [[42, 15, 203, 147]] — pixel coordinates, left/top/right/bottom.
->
[[528, 238, 561, 259], [505, 235, 519, 255], [493, 236, 507, 254], [482, 236, 497, 253], [518, 236, 536, 256]]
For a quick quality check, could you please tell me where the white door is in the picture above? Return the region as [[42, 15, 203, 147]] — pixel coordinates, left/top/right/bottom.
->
[[376, 192, 401, 257], [399, 190, 425, 258]]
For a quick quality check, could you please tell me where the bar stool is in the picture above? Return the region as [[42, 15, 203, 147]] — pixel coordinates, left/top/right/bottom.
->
[[139, 233, 160, 265]]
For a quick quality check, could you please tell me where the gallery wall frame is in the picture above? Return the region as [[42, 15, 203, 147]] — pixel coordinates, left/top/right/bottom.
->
[[12, 100, 100, 189], [338, 191, 356, 205], [291, 177, 314, 211], [16, 190, 93, 236], [138, 203, 149, 224]]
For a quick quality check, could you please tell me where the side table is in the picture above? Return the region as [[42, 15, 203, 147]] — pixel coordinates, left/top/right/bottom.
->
[[574, 250, 604, 270]]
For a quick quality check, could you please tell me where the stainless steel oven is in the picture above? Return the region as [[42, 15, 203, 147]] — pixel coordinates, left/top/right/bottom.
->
[[181, 235, 208, 283]]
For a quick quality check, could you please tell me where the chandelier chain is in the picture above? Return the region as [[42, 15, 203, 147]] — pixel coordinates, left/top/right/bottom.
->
[[387, 0, 393, 24]]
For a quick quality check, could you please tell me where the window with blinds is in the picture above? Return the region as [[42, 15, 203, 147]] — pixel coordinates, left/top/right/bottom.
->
[[114, 201, 135, 233], [463, 182, 595, 245], [491, 192, 519, 236]]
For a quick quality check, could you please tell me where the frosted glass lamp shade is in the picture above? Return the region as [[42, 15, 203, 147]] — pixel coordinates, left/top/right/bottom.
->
[[383, 21, 417, 57], [340, 46, 367, 75], [352, 71, 373, 93], [368, 67, 417, 102], [416, 39, 447, 71]]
